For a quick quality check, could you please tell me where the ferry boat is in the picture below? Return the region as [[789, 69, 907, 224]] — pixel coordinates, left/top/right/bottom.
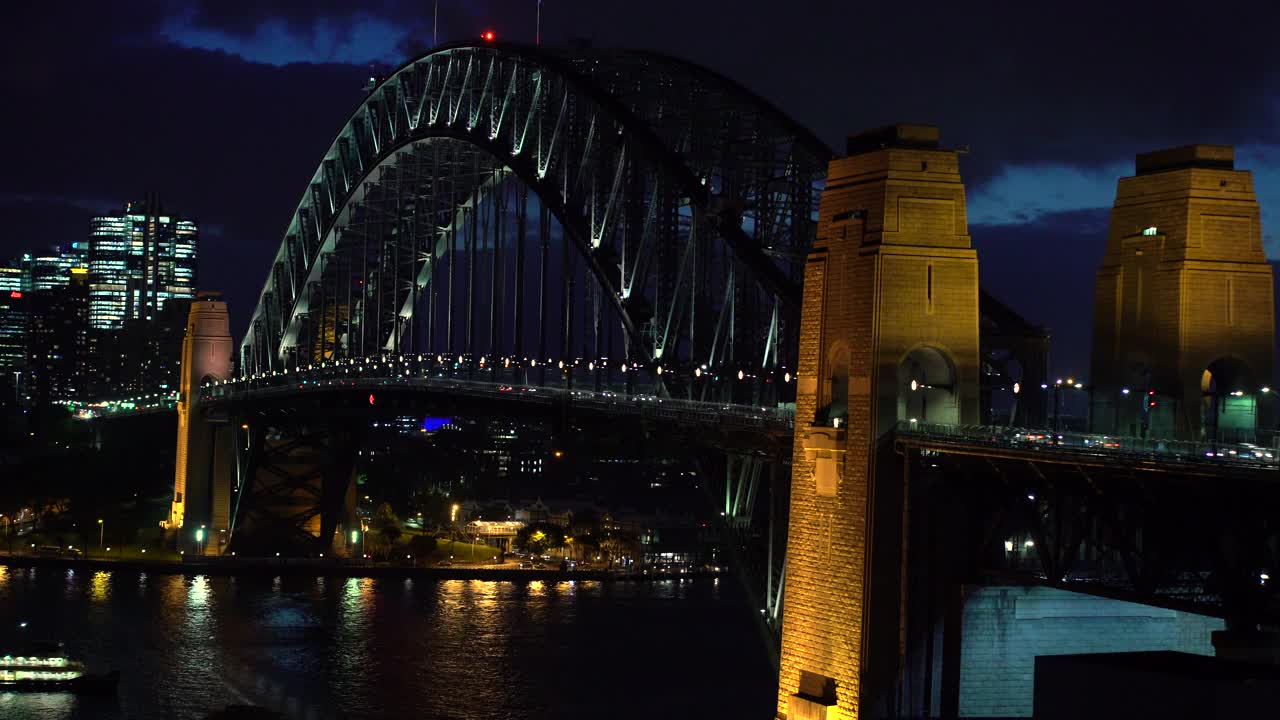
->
[[0, 642, 118, 694]]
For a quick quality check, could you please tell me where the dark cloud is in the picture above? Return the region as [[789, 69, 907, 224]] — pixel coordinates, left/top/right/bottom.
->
[[162, 1, 1280, 182], [178, 0, 404, 38]]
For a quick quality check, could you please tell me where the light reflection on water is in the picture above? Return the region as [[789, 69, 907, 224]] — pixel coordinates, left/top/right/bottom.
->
[[0, 569, 768, 719], [187, 575, 210, 609], [90, 571, 110, 603]]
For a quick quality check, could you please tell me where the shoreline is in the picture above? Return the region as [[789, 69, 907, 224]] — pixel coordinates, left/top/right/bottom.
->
[[0, 554, 716, 582]]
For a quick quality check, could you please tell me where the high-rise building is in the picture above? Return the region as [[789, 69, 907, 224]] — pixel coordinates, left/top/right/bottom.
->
[[89, 196, 198, 330], [27, 267, 90, 404], [0, 265, 28, 379], [91, 297, 191, 399], [23, 242, 89, 292]]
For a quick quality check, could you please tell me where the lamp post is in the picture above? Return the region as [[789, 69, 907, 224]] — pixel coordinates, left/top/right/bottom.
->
[[1117, 388, 1130, 435], [1262, 387, 1277, 449], [1070, 379, 1086, 432], [97, 518, 104, 553], [1052, 379, 1063, 435]]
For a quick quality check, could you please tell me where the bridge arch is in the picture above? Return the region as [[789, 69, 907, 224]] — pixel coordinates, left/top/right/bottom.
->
[[241, 42, 831, 404]]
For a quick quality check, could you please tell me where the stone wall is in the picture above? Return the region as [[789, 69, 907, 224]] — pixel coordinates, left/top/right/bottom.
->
[[958, 586, 1223, 717]]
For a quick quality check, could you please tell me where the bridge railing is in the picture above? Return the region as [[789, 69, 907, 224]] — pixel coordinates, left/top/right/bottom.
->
[[62, 394, 180, 420], [895, 420, 1278, 469], [200, 364, 795, 433]]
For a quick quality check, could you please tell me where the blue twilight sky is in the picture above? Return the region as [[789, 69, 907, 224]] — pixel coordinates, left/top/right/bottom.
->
[[2, 0, 1278, 380]]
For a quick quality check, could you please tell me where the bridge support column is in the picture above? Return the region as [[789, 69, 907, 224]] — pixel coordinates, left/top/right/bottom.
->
[[777, 125, 980, 719], [230, 419, 361, 556], [167, 293, 234, 553], [1090, 145, 1275, 442]]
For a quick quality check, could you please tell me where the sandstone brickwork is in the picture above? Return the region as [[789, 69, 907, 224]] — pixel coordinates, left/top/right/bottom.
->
[[170, 294, 234, 549], [777, 125, 980, 719], [1090, 145, 1275, 439]]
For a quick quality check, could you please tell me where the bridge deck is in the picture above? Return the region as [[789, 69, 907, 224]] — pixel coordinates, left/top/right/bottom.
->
[[199, 366, 796, 435], [894, 421, 1278, 476]]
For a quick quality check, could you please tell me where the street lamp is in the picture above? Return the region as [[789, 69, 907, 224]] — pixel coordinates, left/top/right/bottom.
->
[[97, 519, 104, 552], [1261, 387, 1277, 448], [1052, 379, 1064, 434], [1116, 388, 1131, 435], [195, 526, 205, 555]]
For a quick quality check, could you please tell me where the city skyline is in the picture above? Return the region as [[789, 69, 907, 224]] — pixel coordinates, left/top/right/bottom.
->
[[0, 7, 1277, 719]]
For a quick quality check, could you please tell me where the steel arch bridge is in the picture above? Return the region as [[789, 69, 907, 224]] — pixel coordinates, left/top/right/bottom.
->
[[241, 41, 831, 402]]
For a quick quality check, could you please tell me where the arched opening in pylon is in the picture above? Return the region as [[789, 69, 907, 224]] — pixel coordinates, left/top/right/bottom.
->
[[898, 346, 958, 426], [815, 341, 849, 427], [1201, 356, 1258, 442]]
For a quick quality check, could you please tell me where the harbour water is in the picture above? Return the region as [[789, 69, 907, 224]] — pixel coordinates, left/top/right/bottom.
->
[[0, 565, 775, 719]]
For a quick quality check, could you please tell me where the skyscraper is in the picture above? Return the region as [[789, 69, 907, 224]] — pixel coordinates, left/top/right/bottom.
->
[[27, 267, 90, 404], [89, 196, 198, 330], [23, 242, 89, 292], [0, 265, 29, 406]]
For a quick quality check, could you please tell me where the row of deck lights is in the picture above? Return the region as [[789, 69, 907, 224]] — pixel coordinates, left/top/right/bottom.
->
[[213, 355, 793, 386], [1038, 379, 1272, 397]]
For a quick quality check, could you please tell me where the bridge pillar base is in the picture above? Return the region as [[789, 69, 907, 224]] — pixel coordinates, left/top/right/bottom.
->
[[1212, 629, 1280, 665], [786, 696, 837, 720]]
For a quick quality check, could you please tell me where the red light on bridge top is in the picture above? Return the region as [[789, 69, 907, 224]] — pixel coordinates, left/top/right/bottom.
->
[[481, 30, 496, 42]]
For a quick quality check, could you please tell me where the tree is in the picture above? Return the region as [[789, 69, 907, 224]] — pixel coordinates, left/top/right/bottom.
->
[[516, 522, 565, 555], [380, 524, 403, 547], [407, 534, 437, 557], [370, 502, 403, 557], [373, 502, 400, 529], [600, 531, 639, 566], [571, 533, 600, 561]]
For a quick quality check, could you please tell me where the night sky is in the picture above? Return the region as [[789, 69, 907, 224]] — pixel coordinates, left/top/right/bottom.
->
[[2, 1, 1278, 379]]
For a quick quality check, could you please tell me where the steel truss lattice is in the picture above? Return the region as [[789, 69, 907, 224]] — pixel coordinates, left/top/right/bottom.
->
[[241, 42, 830, 405]]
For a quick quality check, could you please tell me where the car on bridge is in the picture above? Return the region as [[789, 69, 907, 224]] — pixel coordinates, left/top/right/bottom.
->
[[1239, 443, 1276, 461], [1011, 432, 1053, 446]]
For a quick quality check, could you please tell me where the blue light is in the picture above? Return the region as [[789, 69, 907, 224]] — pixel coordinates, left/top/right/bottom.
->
[[421, 417, 450, 432]]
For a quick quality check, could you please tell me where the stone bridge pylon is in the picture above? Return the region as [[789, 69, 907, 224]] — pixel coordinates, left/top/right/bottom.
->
[[777, 124, 981, 719], [166, 292, 234, 554]]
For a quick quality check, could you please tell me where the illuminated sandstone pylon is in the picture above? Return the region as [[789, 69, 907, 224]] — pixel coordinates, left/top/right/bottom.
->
[[777, 124, 980, 719], [1090, 145, 1275, 441], [167, 292, 234, 553]]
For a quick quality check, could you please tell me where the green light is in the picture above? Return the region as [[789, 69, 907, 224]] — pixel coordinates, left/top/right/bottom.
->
[[195, 528, 204, 543], [350, 530, 359, 543]]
